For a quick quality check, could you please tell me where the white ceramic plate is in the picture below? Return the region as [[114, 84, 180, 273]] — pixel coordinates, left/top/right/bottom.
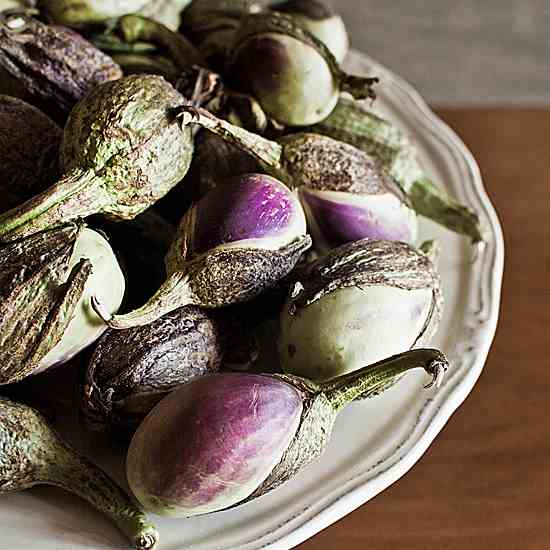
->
[[0, 51, 504, 549]]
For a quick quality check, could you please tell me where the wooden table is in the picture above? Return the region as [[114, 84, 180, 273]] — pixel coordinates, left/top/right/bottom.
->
[[298, 110, 550, 550]]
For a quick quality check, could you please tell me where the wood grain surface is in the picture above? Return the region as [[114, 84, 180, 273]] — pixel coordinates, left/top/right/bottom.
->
[[298, 110, 550, 550]]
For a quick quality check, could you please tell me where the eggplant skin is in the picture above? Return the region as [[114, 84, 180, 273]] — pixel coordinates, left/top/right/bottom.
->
[[0, 95, 62, 213], [81, 306, 227, 435], [126, 373, 303, 517]]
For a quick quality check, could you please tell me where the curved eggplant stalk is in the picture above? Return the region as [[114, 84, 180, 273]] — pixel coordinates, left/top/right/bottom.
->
[[0, 398, 159, 549]]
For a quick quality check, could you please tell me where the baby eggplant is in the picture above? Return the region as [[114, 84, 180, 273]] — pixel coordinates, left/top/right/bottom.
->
[[81, 306, 228, 434], [278, 239, 443, 381], [308, 97, 484, 243], [178, 106, 417, 251], [126, 349, 448, 517], [0, 75, 194, 242], [0, 398, 159, 549], [0, 222, 125, 384], [284, 133, 418, 251], [227, 12, 377, 126], [93, 173, 311, 329]]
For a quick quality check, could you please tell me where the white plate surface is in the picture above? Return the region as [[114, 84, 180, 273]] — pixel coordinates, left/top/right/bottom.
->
[[0, 51, 504, 549]]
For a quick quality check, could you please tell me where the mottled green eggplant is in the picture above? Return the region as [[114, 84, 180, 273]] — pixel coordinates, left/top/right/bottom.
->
[[0, 75, 194, 242]]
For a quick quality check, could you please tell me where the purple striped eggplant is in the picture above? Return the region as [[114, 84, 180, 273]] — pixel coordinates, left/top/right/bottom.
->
[[307, 97, 484, 243], [278, 239, 443, 381], [126, 349, 448, 517], [93, 173, 311, 329]]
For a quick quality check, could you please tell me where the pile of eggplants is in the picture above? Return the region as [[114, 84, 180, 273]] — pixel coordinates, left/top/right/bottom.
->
[[0, 0, 485, 547]]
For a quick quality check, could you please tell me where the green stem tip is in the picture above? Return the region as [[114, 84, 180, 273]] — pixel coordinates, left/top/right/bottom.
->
[[321, 349, 448, 412], [50, 445, 160, 549], [92, 271, 194, 330]]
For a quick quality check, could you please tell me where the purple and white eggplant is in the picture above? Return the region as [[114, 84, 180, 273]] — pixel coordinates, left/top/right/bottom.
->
[[81, 305, 251, 435], [126, 349, 448, 517], [307, 97, 485, 243], [178, 107, 418, 252], [278, 239, 443, 381], [93, 173, 311, 329], [300, 187, 417, 253]]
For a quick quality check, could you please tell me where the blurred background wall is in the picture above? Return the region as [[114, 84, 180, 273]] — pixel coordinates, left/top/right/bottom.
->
[[326, 0, 550, 105]]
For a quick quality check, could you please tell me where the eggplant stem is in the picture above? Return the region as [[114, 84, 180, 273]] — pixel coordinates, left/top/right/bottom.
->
[[47, 442, 159, 549], [118, 14, 205, 68], [176, 105, 286, 178], [408, 178, 485, 244], [0, 169, 109, 242], [322, 349, 448, 412], [92, 271, 194, 330], [424, 362, 446, 389]]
